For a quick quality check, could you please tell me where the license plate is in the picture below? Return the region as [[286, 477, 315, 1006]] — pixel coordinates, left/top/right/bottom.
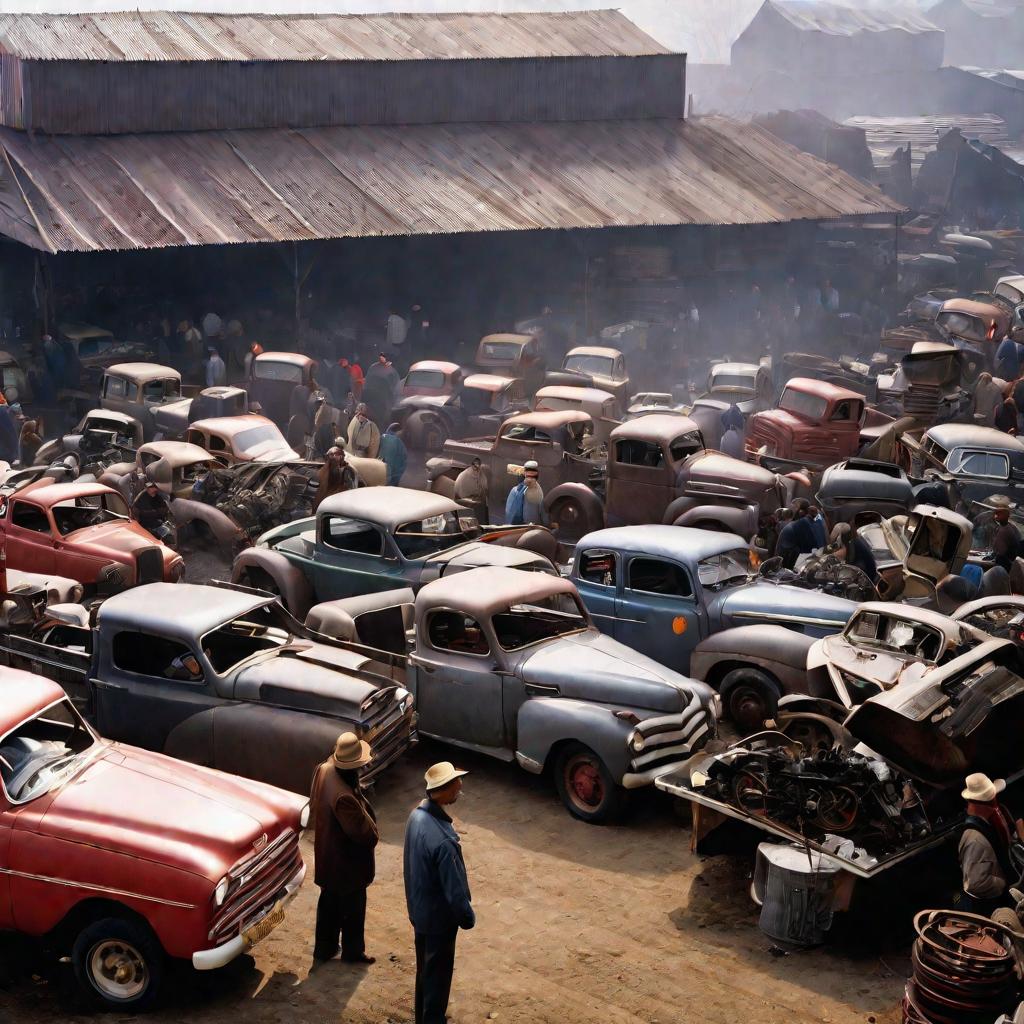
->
[[243, 905, 285, 947]]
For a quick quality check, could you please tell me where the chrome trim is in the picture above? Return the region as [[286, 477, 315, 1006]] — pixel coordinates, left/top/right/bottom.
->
[[732, 611, 843, 628], [0, 867, 197, 908]]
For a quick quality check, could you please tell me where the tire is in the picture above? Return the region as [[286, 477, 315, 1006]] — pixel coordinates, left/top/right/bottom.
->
[[553, 742, 628, 824], [72, 916, 164, 1011], [720, 668, 781, 736], [549, 498, 588, 542]]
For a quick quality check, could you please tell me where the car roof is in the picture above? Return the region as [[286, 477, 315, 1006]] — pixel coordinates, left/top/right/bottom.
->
[[480, 333, 532, 346], [566, 346, 619, 359], [408, 361, 460, 375], [254, 351, 315, 368], [318, 485, 459, 529], [926, 422, 1024, 451], [98, 583, 271, 638], [13, 480, 117, 507], [710, 362, 761, 376], [501, 409, 592, 431], [106, 362, 179, 380], [781, 377, 863, 402], [534, 385, 615, 404], [463, 373, 517, 391], [418, 566, 577, 619], [577, 525, 747, 562], [940, 297, 1005, 318], [189, 414, 278, 437], [611, 414, 701, 443], [0, 668, 68, 731], [818, 459, 911, 497], [138, 441, 212, 466]]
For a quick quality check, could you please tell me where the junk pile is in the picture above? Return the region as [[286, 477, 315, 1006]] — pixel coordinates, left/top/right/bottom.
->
[[903, 910, 1019, 1024]]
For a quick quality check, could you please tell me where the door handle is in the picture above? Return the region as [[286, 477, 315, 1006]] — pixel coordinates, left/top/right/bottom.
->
[[525, 683, 559, 697]]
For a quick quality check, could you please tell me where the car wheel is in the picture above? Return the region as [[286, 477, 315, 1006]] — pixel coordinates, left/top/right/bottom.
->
[[720, 668, 781, 736], [553, 742, 628, 824], [420, 414, 449, 453], [550, 498, 587, 542], [72, 917, 164, 1011]]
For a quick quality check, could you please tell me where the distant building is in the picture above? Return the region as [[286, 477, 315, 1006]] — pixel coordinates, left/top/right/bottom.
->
[[928, 0, 1024, 69]]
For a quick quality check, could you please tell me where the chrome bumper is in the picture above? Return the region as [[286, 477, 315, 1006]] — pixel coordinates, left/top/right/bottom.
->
[[192, 862, 305, 971]]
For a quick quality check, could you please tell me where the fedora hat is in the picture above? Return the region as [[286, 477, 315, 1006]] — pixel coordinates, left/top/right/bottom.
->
[[962, 772, 1005, 803], [424, 761, 467, 791], [333, 732, 371, 770]]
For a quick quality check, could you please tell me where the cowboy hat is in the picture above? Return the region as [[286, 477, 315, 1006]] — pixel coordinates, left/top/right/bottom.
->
[[986, 494, 1016, 510], [424, 761, 467, 791], [962, 772, 1005, 803], [333, 732, 371, 770]]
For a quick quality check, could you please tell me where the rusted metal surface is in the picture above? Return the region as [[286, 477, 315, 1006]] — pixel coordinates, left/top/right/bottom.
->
[[0, 117, 904, 254], [0, 10, 669, 61]]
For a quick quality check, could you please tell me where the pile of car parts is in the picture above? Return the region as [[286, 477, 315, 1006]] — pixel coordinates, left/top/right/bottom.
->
[[903, 910, 1019, 1023]]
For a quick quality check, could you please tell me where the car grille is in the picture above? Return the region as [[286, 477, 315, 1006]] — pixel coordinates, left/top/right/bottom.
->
[[135, 546, 164, 585], [628, 702, 712, 775], [209, 829, 303, 943], [904, 383, 940, 418], [361, 701, 417, 784]]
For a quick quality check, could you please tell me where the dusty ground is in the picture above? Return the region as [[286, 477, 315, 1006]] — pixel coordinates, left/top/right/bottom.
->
[[1, 737, 921, 1024]]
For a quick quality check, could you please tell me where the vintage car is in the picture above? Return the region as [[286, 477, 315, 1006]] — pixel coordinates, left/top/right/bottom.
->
[[233, 486, 558, 617], [306, 566, 717, 822], [626, 392, 688, 419], [248, 352, 318, 428], [936, 297, 1010, 345], [875, 341, 968, 423], [441, 409, 600, 514], [100, 363, 185, 439], [544, 414, 799, 542], [685, 362, 774, 448], [34, 409, 144, 472], [745, 378, 878, 471], [804, 602, 990, 708], [532, 385, 619, 444], [0, 481, 183, 590], [0, 668, 307, 1009], [951, 594, 1024, 637], [0, 584, 416, 796], [102, 440, 213, 499], [152, 385, 249, 440], [57, 323, 154, 392], [553, 346, 629, 413], [475, 333, 545, 389], [402, 360, 464, 399], [186, 415, 301, 465], [995, 274, 1024, 308], [902, 423, 1024, 507], [571, 526, 856, 730], [396, 373, 529, 451], [814, 458, 914, 526]]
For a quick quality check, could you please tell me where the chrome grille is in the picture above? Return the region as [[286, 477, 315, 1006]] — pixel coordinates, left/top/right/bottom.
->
[[361, 703, 417, 784], [628, 705, 711, 775], [135, 546, 164, 584]]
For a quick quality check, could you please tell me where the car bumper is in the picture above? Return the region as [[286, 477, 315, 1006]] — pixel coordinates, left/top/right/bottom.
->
[[192, 862, 306, 971]]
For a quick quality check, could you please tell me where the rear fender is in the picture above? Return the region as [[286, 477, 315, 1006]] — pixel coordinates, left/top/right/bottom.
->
[[170, 498, 244, 546], [516, 698, 631, 781], [231, 547, 312, 617]]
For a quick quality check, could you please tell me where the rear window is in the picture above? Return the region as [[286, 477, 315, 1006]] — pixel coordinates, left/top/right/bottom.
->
[[254, 360, 303, 383], [947, 448, 1009, 480], [480, 341, 521, 362], [405, 370, 446, 389]]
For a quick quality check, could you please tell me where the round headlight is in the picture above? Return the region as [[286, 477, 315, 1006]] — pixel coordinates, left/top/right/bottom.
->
[[214, 876, 230, 906], [299, 801, 311, 830], [628, 729, 646, 753]]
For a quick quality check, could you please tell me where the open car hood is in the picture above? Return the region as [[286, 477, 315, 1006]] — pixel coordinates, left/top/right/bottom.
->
[[844, 639, 1024, 788], [901, 504, 972, 584]]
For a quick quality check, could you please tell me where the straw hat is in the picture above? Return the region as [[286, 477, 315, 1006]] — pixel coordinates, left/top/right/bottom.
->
[[962, 773, 1005, 803], [424, 761, 467, 791], [333, 732, 371, 770]]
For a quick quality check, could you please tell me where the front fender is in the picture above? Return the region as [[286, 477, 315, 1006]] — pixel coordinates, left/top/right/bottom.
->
[[664, 499, 756, 538], [690, 624, 815, 694], [516, 697, 631, 782], [170, 497, 245, 546], [231, 547, 312, 617]]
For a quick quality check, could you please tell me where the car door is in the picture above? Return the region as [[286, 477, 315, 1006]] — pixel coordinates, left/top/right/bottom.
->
[[606, 438, 674, 527], [614, 555, 701, 674], [313, 515, 402, 600], [411, 609, 506, 752], [93, 629, 222, 752], [3, 499, 56, 574], [573, 547, 619, 637]]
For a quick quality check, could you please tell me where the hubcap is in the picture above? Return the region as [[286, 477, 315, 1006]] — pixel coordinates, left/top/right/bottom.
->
[[567, 757, 604, 809], [88, 940, 148, 1001]]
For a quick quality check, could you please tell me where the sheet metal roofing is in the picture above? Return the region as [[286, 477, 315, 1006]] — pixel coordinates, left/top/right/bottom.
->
[[0, 9, 669, 61], [769, 0, 941, 34], [0, 117, 903, 254]]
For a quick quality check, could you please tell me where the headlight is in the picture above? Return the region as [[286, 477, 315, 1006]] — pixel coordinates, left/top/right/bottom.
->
[[299, 801, 311, 830], [214, 876, 230, 906], [395, 687, 412, 713], [628, 729, 646, 753], [711, 693, 723, 719]]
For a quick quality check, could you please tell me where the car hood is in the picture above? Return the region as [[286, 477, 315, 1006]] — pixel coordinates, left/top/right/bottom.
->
[[423, 541, 551, 574], [520, 630, 713, 713], [686, 450, 776, 488], [719, 582, 856, 629], [65, 520, 165, 557], [36, 744, 301, 881], [819, 633, 930, 691]]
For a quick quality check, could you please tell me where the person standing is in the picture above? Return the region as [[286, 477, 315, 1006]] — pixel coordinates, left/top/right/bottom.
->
[[314, 447, 359, 511], [205, 346, 226, 388], [347, 404, 381, 458], [504, 460, 547, 526], [379, 423, 408, 486], [404, 762, 474, 1024], [310, 732, 378, 964], [454, 457, 489, 523], [958, 773, 1024, 916]]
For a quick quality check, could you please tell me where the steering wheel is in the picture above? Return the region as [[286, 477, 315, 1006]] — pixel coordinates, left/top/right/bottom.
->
[[758, 556, 783, 577]]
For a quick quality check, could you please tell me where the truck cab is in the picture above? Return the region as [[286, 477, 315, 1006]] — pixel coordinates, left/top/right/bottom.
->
[[100, 363, 183, 440]]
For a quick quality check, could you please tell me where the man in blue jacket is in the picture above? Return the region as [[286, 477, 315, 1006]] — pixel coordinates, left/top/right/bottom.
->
[[403, 761, 474, 1024]]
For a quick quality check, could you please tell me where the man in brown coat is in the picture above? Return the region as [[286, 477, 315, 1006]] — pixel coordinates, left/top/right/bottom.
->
[[310, 732, 379, 964]]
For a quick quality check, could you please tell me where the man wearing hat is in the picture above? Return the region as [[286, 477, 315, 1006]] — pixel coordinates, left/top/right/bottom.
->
[[131, 478, 173, 544], [978, 495, 1021, 572], [959, 773, 1024, 915], [504, 460, 547, 526], [309, 732, 379, 964], [403, 762, 474, 1023]]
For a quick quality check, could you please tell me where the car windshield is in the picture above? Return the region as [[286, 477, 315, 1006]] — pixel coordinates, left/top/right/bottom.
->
[[697, 549, 751, 587], [492, 595, 588, 650], [202, 608, 292, 674], [52, 492, 129, 535], [846, 612, 945, 662], [394, 512, 471, 559], [711, 373, 756, 391], [234, 424, 286, 453], [778, 388, 828, 421], [0, 698, 97, 803], [937, 312, 988, 341], [254, 361, 303, 383], [405, 370, 446, 389], [565, 354, 614, 377]]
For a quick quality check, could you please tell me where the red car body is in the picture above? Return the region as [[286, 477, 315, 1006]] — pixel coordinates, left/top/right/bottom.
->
[[0, 669, 307, 1008], [0, 480, 183, 589]]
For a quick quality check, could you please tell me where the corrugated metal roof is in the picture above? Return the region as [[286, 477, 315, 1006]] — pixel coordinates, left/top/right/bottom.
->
[[843, 113, 1009, 171], [0, 117, 903, 254], [0, 10, 669, 62], [955, 66, 1024, 90], [769, 0, 941, 35]]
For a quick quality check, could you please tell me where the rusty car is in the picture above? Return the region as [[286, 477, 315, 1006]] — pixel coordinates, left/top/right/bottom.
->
[[553, 346, 630, 413], [247, 352, 318, 428], [401, 360, 464, 399], [186, 415, 301, 465], [100, 363, 185, 439], [474, 333, 545, 390]]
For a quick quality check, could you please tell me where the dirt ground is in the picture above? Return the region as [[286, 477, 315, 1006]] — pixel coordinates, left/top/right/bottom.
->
[[1, 736, 917, 1024]]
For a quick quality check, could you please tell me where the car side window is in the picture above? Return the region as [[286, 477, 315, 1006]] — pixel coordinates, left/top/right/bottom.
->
[[578, 549, 618, 588], [427, 610, 490, 656], [628, 557, 693, 598], [112, 630, 204, 683], [830, 401, 851, 422], [616, 439, 664, 467], [103, 375, 127, 399], [11, 501, 50, 533], [321, 517, 385, 556]]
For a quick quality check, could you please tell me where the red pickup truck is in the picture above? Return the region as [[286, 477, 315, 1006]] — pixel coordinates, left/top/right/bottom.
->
[[0, 668, 307, 1009]]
